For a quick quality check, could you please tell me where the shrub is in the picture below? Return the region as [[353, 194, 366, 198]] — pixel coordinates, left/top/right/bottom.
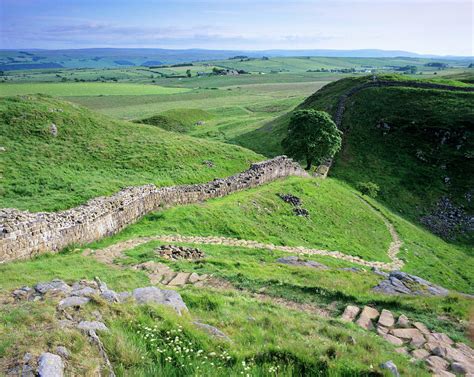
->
[[357, 182, 380, 198]]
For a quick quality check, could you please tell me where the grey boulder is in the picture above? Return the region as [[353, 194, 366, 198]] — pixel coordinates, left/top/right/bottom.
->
[[38, 353, 64, 377], [132, 287, 188, 314]]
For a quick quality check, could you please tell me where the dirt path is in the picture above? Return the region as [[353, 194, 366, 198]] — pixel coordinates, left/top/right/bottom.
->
[[88, 207, 404, 271]]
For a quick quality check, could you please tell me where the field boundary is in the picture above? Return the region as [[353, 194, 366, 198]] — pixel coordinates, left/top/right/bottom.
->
[[0, 156, 308, 263]]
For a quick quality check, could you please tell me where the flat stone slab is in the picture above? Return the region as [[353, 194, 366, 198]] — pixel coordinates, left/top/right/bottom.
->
[[373, 271, 449, 296], [38, 353, 64, 377], [35, 279, 71, 295], [412, 348, 430, 360], [193, 321, 231, 341], [277, 256, 328, 269], [168, 272, 190, 286], [378, 309, 395, 328], [132, 286, 188, 314], [341, 305, 360, 322], [391, 328, 423, 340], [57, 296, 90, 310], [77, 321, 108, 332], [383, 334, 404, 346]]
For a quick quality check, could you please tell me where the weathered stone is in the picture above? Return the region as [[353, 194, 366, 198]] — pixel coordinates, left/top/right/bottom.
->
[[38, 353, 64, 377], [411, 348, 430, 360], [168, 272, 190, 286], [341, 305, 360, 322], [35, 279, 71, 295], [356, 306, 379, 330], [373, 271, 449, 296], [382, 334, 404, 346], [193, 322, 231, 341], [376, 325, 389, 336], [428, 332, 454, 345], [380, 360, 399, 377], [391, 328, 423, 340], [55, 346, 70, 359], [455, 343, 474, 358], [71, 287, 97, 297], [77, 321, 108, 332], [396, 314, 410, 328], [277, 256, 328, 269], [426, 356, 449, 372], [57, 296, 90, 310], [413, 321, 430, 335], [378, 309, 395, 328], [188, 272, 200, 284], [410, 334, 426, 348], [132, 286, 188, 314], [451, 361, 474, 375], [394, 347, 408, 355], [432, 371, 455, 377]]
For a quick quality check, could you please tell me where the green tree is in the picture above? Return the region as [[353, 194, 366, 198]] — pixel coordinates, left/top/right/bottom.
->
[[282, 110, 342, 169], [186, 69, 192, 78]]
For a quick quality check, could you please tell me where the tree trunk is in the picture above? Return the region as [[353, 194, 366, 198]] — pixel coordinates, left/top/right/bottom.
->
[[305, 158, 312, 170]]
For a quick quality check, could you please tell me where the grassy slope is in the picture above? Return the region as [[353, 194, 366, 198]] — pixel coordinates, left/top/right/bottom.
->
[[0, 95, 262, 211], [237, 75, 474, 240], [136, 108, 214, 133]]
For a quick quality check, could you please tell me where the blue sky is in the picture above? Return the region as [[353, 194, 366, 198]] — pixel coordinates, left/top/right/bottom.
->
[[1, 0, 472, 55]]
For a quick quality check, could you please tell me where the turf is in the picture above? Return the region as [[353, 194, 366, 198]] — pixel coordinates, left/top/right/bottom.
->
[[0, 95, 262, 211], [0, 82, 189, 97]]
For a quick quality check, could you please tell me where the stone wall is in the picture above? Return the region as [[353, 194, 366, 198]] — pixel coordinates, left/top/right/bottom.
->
[[0, 156, 308, 263]]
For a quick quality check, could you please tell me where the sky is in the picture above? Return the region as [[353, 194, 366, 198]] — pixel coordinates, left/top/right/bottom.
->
[[1, 0, 472, 56]]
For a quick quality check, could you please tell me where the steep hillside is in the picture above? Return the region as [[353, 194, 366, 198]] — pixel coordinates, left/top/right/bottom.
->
[[0, 95, 261, 211], [237, 75, 474, 242]]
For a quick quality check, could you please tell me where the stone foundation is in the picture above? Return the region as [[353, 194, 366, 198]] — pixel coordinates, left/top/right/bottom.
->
[[0, 156, 308, 263]]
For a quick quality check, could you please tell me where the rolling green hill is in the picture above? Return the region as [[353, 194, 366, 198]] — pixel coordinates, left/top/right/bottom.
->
[[0, 95, 261, 211], [136, 108, 214, 133], [237, 75, 474, 242]]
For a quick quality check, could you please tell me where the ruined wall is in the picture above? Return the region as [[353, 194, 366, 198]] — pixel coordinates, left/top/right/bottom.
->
[[0, 156, 308, 263]]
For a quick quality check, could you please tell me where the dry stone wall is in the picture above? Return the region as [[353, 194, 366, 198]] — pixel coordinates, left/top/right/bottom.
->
[[0, 156, 308, 263]]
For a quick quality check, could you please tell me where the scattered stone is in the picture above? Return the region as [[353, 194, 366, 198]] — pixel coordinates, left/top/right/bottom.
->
[[21, 352, 35, 377], [426, 356, 449, 372], [391, 328, 423, 341], [451, 361, 474, 375], [193, 322, 231, 342], [394, 347, 408, 355], [277, 256, 328, 269], [132, 286, 188, 314], [356, 306, 379, 330], [412, 348, 430, 360], [427, 332, 454, 345], [202, 160, 214, 168], [338, 267, 362, 273], [373, 271, 449, 296], [383, 334, 404, 346], [396, 314, 410, 328], [277, 193, 301, 206], [376, 325, 389, 336], [156, 245, 205, 260], [420, 196, 473, 240], [35, 279, 71, 295], [188, 272, 200, 283], [380, 360, 399, 377], [410, 334, 426, 348], [77, 321, 108, 332], [168, 272, 190, 286], [0, 146, 6, 152], [413, 321, 430, 335], [57, 296, 90, 310], [341, 305, 360, 322], [432, 371, 455, 377], [55, 346, 70, 359], [378, 309, 395, 328], [38, 353, 64, 377], [371, 267, 389, 277], [49, 123, 58, 137], [293, 207, 309, 217]]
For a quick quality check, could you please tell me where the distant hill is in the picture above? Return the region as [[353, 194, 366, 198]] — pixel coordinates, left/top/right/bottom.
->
[[0, 48, 471, 70]]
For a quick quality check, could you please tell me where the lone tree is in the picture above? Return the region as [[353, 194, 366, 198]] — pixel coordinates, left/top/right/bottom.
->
[[282, 109, 342, 169]]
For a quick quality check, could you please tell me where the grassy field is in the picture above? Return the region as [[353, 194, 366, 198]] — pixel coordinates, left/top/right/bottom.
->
[[0, 95, 261, 211], [0, 82, 189, 97]]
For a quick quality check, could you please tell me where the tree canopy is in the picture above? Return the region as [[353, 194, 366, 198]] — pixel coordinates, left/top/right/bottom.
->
[[282, 109, 342, 169]]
